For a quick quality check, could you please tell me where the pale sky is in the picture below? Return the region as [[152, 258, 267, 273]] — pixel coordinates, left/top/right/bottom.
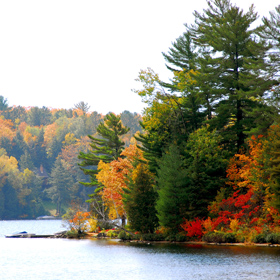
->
[[0, 0, 277, 115]]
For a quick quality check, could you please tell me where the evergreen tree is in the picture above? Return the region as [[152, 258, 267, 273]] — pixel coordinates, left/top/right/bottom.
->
[[190, 0, 275, 152], [19, 151, 35, 171], [185, 126, 228, 218], [78, 113, 130, 187], [47, 158, 75, 215], [123, 162, 158, 234], [162, 31, 197, 73], [0, 96, 10, 112], [156, 144, 189, 233]]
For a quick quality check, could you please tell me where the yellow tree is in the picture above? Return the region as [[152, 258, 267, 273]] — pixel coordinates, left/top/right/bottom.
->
[[96, 144, 143, 226]]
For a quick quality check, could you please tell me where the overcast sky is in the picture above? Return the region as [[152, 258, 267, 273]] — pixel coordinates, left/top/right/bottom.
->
[[0, 0, 278, 115]]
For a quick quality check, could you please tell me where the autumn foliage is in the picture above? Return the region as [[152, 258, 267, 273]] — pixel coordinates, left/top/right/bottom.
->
[[180, 135, 280, 241], [96, 144, 144, 220]]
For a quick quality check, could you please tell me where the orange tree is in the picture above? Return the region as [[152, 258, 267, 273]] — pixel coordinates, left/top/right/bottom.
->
[[96, 144, 143, 227]]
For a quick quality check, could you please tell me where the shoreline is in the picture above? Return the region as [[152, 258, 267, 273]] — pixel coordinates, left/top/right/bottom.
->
[[85, 233, 280, 247]]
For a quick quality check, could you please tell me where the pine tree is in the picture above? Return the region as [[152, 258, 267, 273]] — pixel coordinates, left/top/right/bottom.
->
[[156, 144, 189, 233], [185, 126, 228, 218], [123, 162, 158, 234], [47, 158, 75, 215], [78, 113, 130, 187], [190, 0, 274, 152]]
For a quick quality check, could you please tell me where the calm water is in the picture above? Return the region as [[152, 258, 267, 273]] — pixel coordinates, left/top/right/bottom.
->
[[1, 220, 280, 280]]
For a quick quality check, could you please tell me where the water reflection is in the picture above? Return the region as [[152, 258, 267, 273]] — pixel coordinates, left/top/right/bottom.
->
[[1, 221, 280, 280]]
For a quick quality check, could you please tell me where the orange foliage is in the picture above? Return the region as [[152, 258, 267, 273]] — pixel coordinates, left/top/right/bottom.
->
[[0, 118, 15, 141], [96, 144, 144, 220], [44, 123, 58, 146], [68, 211, 90, 233], [209, 135, 280, 231]]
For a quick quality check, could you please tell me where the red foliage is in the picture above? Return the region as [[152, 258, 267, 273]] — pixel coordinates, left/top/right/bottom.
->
[[181, 218, 203, 239]]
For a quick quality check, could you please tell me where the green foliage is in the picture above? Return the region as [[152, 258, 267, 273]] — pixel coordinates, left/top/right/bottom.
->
[[123, 162, 158, 234], [0, 95, 139, 219], [253, 234, 267, 244], [79, 113, 130, 187], [46, 158, 76, 215], [266, 233, 280, 244], [156, 144, 189, 232], [118, 230, 133, 241], [184, 126, 228, 218], [189, 0, 275, 152], [202, 232, 237, 244]]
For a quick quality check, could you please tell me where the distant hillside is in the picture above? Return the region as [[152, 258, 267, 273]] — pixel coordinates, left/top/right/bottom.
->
[[0, 96, 142, 219]]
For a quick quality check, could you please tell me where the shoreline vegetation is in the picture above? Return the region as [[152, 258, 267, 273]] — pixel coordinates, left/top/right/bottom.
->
[[69, 231, 280, 247]]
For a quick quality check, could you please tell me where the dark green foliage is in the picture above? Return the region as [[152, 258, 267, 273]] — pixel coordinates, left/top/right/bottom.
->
[[162, 31, 196, 73], [253, 234, 267, 244], [156, 144, 189, 232], [184, 126, 228, 218], [1, 183, 20, 219], [202, 232, 237, 243], [10, 131, 28, 159], [47, 158, 75, 215], [30, 128, 48, 168], [123, 163, 158, 234], [190, 0, 275, 152], [27, 106, 52, 126], [79, 113, 130, 187], [5, 106, 28, 123], [19, 151, 35, 170], [267, 137, 280, 211], [266, 233, 280, 244], [118, 230, 133, 241], [0, 96, 9, 111]]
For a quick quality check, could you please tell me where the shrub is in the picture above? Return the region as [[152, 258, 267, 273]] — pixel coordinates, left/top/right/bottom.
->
[[202, 232, 224, 243], [176, 234, 187, 242], [224, 232, 237, 243], [266, 233, 280, 244], [165, 234, 177, 242], [106, 229, 118, 238], [202, 232, 236, 243], [253, 233, 267, 244], [118, 231, 132, 241]]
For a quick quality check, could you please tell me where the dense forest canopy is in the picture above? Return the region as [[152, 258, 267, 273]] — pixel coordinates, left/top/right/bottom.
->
[[0, 99, 142, 219]]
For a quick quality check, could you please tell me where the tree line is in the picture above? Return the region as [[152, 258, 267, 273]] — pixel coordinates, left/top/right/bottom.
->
[[79, 0, 280, 243], [0, 98, 142, 219]]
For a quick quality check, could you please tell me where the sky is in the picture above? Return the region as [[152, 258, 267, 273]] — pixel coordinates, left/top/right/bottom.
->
[[0, 0, 278, 115]]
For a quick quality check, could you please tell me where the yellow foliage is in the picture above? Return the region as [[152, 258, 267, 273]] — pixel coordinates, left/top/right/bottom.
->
[[88, 217, 98, 232], [96, 145, 144, 221], [63, 133, 77, 147], [229, 218, 239, 232], [173, 69, 199, 92]]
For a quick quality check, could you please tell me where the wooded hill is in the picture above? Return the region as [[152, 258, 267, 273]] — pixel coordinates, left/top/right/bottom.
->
[[78, 1, 280, 243], [0, 99, 142, 219]]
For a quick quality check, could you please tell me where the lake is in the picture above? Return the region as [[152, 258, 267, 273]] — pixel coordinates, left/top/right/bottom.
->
[[0, 220, 280, 280]]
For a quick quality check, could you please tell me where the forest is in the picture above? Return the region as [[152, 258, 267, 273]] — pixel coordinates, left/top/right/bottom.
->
[[74, 0, 280, 243], [2, 0, 280, 244], [0, 99, 142, 219]]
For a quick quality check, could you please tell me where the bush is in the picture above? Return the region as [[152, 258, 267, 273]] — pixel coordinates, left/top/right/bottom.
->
[[253, 233, 267, 244], [266, 233, 280, 244], [165, 234, 177, 242], [224, 233, 237, 243], [202, 232, 236, 243], [118, 231, 132, 241], [106, 229, 118, 238]]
